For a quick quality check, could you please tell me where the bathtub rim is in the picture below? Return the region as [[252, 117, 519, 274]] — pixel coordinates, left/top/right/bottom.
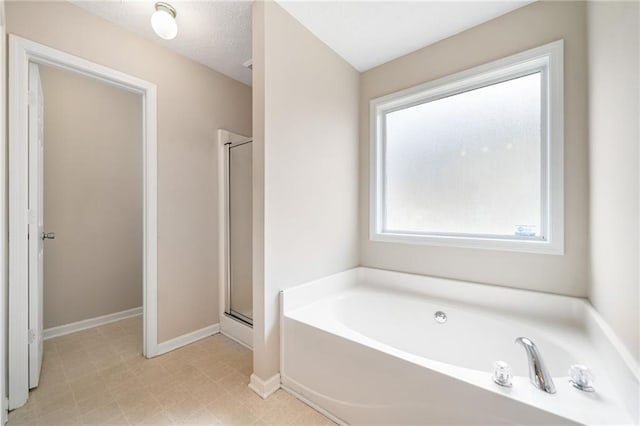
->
[[281, 266, 638, 381], [280, 266, 639, 423]]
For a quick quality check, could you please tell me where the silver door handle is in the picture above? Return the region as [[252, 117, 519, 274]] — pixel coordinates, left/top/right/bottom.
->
[[42, 232, 55, 240]]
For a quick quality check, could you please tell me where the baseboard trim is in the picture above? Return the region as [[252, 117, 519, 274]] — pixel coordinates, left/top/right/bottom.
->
[[156, 323, 220, 356], [220, 330, 253, 350], [249, 373, 281, 399], [43, 307, 143, 340], [281, 382, 347, 426]]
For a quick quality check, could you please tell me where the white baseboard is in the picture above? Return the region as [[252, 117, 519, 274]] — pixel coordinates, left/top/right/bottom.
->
[[220, 314, 253, 349], [156, 323, 220, 356], [43, 307, 142, 340], [220, 329, 252, 351], [249, 373, 281, 399], [281, 382, 347, 426]]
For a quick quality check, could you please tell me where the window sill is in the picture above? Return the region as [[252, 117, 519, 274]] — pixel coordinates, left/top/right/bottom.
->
[[370, 231, 564, 255]]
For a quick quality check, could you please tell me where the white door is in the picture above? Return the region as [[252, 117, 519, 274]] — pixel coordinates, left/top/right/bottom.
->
[[28, 62, 44, 389]]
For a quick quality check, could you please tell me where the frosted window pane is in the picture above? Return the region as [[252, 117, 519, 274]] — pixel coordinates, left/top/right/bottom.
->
[[384, 73, 542, 237]]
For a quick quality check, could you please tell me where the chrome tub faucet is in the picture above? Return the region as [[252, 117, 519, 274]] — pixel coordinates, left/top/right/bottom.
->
[[515, 337, 556, 394]]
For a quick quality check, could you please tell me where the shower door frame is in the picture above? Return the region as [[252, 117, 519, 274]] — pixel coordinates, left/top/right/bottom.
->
[[217, 129, 253, 348]]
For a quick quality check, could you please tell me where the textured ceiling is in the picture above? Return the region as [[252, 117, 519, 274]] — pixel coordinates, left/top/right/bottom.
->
[[71, 1, 535, 86], [276, 0, 535, 72], [71, 0, 253, 86]]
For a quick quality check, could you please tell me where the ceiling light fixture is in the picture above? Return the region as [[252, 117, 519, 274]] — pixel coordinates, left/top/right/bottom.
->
[[151, 2, 177, 40]]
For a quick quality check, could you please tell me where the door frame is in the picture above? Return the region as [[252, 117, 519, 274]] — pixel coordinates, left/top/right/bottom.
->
[[0, 0, 7, 423], [217, 129, 253, 348], [8, 35, 159, 409]]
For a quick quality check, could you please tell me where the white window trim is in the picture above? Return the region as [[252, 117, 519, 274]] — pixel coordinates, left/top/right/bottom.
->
[[369, 40, 564, 255]]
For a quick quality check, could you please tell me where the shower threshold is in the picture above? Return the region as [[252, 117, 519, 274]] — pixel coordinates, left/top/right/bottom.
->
[[225, 311, 253, 327]]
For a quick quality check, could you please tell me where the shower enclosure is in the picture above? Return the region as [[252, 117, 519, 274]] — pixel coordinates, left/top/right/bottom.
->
[[224, 138, 253, 326]]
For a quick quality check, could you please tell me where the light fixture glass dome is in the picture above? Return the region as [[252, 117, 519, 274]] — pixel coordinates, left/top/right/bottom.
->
[[151, 2, 177, 40]]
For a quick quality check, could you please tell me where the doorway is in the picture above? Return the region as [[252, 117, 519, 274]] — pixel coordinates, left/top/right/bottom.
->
[[218, 129, 253, 348], [37, 63, 143, 339], [8, 36, 158, 410]]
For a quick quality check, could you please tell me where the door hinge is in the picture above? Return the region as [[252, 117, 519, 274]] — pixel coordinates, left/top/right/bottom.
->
[[28, 329, 36, 345]]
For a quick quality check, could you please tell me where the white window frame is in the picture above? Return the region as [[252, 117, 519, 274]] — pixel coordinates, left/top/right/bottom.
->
[[370, 40, 564, 255]]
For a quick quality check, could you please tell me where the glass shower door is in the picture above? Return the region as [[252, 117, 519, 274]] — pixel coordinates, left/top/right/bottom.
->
[[227, 140, 253, 325]]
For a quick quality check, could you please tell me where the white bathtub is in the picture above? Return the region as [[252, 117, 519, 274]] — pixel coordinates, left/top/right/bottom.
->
[[280, 267, 639, 425]]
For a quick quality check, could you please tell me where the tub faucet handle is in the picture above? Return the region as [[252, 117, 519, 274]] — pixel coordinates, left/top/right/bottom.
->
[[492, 360, 512, 387], [569, 364, 595, 392], [515, 337, 556, 394]]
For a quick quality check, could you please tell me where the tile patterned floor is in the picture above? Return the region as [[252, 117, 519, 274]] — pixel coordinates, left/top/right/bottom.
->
[[8, 316, 334, 425]]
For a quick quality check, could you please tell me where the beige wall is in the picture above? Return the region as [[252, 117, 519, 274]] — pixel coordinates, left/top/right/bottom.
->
[[6, 0, 252, 342], [359, 1, 589, 297], [252, 0, 360, 380], [587, 1, 639, 363], [40, 65, 142, 329]]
